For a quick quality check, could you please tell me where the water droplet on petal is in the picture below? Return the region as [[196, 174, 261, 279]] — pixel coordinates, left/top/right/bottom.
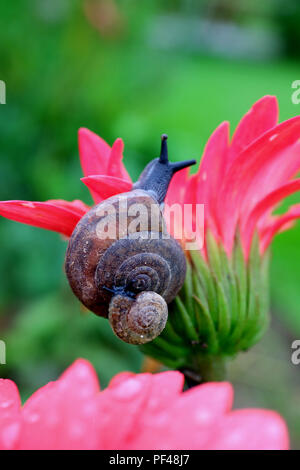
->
[[195, 408, 212, 425], [0, 400, 14, 409], [21, 202, 35, 208], [112, 378, 142, 400], [26, 412, 40, 423]]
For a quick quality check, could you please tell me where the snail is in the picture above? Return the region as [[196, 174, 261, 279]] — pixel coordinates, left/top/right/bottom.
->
[[65, 135, 196, 344]]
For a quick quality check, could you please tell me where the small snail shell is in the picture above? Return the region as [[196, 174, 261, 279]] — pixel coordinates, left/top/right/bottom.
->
[[65, 135, 196, 344], [109, 292, 168, 344]]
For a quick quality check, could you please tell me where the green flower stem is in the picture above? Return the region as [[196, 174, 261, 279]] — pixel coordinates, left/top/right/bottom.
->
[[194, 355, 227, 383], [181, 356, 227, 387]]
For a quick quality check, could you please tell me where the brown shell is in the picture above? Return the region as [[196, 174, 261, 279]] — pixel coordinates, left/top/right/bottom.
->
[[65, 189, 186, 317], [108, 291, 168, 344]]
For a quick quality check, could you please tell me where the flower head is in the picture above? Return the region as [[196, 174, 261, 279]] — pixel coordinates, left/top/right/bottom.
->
[[1, 96, 300, 369], [0, 359, 289, 450], [166, 96, 300, 257]]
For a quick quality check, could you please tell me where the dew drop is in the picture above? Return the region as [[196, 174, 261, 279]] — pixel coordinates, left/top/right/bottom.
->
[[112, 378, 142, 400], [0, 400, 13, 409]]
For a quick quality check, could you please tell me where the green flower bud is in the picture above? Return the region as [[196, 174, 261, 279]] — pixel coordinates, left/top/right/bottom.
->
[[140, 231, 270, 382]]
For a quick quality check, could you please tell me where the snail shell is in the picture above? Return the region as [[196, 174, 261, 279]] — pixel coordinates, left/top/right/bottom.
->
[[65, 135, 196, 344], [109, 292, 168, 344]]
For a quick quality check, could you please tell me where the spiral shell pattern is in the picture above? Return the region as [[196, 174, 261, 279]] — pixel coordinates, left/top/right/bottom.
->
[[95, 231, 185, 303], [108, 291, 168, 344]]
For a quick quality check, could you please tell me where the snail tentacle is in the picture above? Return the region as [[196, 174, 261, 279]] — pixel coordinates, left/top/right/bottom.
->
[[133, 134, 196, 204]]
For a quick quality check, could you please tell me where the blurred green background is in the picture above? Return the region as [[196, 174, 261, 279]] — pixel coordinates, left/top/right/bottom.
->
[[1, 0, 300, 448]]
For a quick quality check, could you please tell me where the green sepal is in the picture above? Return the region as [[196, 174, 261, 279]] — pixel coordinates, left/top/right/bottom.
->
[[140, 230, 271, 379]]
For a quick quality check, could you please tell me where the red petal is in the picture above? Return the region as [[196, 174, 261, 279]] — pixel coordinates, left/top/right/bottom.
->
[[238, 142, 300, 228], [207, 409, 289, 450], [99, 371, 184, 450], [79, 128, 113, 202], [0, 200, 85, 237], [81, 175, 132, 202], [107, 372, 136, 388], [20, 359, 100, 450], [181, 173, 203, 251], [46, 199, 90, 216], [157, 382, 233, 450], [260, 204, 300, 252], [165, 167, 189, 207], [0, 379, 21, 450], [108, 370, 183, 413], [197, 121, 229, 238], [165, 168, 191, 241], [78, 130, 132, 202], [221, 115, 300, 253], [231, 96, 278, 157], [108, 138, 132, 182], [143, 371, 184, 413], [8, 362, 289, 450], [97, 374, 153, 449], [242, 179, 300, 255], [78, 127, 111, 177]]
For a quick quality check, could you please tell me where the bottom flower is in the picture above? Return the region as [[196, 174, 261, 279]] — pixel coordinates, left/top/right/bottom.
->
[[0, 359, 288, 450]]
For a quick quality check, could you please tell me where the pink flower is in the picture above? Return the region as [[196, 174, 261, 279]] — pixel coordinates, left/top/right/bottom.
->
[[0, 359, 289, 450], [166, 95, 300, 256], [0, 96, 300, 258]]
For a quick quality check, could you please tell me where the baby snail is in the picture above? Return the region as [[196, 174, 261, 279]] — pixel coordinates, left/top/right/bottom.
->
[[65, 135, 196, 344]]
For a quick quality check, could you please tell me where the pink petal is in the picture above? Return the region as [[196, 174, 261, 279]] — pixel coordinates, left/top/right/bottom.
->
[[156, 382, 233, 450], [0, 379, 22, 450], [260, 204, 300, 252], [0, 200, 86, 237], [238, 142, 300, 229], [107, 372, 136, 388], [78, 128, 113, 202], [97, 374, 153, 449], [3, 361, 288, 451], [131, 382, 233, 450], [58, 359, 100, 393], [19, 359, 100, 450], [180, 173, 206, 254], [108, 370, 183, 403], [221, 115, 300, 253], [46, 199, 90, 216], [165, 167, 189, 207], [207, 409, 289, 450], [100, 372, 184, 450], [184, 173, 199, 206], [78, 127, 111, 178], [165, 168, 191, 242], [81, 175, 132, 202], [108, 138, 132, 182], [231, 95, 278, 157], [78, 130, 132, 202], [143, 371, 184, 413], [197, 121, 229, 238], [242, 178, 300, 255]]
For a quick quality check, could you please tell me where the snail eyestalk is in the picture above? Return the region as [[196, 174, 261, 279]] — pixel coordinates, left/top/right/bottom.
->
[[133, 134, 196, 204], [159, 134, 168, 164]]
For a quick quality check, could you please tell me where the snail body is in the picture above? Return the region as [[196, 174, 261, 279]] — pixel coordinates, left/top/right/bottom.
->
[[65, 135, 196, 344]]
